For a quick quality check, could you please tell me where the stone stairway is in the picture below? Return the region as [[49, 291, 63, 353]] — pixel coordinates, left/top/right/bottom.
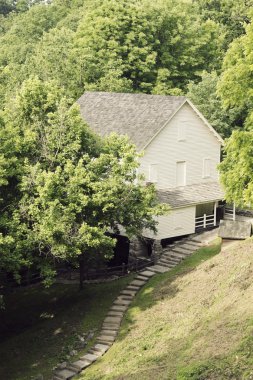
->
[[154, 238, 203, 272], [52, 230, 217, 380], [53, 269, 156, 380]]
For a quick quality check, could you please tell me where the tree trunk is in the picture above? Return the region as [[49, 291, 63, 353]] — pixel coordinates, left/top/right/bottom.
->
[[79, 253, 85, 290]]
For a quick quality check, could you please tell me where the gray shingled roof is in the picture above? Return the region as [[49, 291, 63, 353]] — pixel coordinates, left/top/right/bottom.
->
[[77, 92, 186, 150], [157, 182, 224, 209]]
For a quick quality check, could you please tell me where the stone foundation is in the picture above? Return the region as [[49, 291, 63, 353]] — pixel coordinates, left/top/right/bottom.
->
[[129, 237, 162, 264], [151, 239, 163, 263], [129, 237, 148, 262]]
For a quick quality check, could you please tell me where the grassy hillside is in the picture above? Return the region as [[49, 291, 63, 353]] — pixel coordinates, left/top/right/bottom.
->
[[80, 238, 253, 380]]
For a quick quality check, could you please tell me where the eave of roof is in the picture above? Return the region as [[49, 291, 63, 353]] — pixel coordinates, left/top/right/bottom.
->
[[157, 181, 225, 209]]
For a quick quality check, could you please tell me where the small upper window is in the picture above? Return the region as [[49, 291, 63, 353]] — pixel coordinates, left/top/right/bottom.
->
[[149, 164, 158, 183], [203, 158, 212, 178], [178, 122, 186, 141]]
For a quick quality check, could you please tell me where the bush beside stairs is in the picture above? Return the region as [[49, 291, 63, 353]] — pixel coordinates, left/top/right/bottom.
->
[[53, 229, 217, 380]]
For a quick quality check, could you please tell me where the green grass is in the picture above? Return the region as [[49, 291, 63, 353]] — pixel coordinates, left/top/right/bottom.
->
[[0, 275, 133, 380], [177, 322, 253, 380], [79, 239, 224, 380]]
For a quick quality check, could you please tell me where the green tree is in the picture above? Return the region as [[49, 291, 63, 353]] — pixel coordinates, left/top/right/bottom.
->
[[0, 78, 167, 288], [217, 15, 253, 128], [219, 130, 253, 207], [0, 0, 70, 105], [0, 0, 14, 15], [25, 27, 83, 99], [187, 71, 242, 138], [217, 15, 253, 208], [194, 0, 253, 48], [76, 0, 221, 94]]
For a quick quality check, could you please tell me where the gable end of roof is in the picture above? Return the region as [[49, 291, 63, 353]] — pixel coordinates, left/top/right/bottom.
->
[[143, 98, 224, 150]]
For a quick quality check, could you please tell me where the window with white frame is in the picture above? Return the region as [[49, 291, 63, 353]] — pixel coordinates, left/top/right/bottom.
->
[[176, 161, 186, 186], [149, 164, 158, 183], [203, 158, 212, 178], [178, 121, 186, 141]]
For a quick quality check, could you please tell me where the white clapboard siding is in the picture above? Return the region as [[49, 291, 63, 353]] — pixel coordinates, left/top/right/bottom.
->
[[143, 206, 196, 240], [139, 103, 221, 189]]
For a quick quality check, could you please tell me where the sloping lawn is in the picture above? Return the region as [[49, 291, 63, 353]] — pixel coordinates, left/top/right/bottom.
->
[[77, 238, 253, 379], [0, 275, 133, 380]]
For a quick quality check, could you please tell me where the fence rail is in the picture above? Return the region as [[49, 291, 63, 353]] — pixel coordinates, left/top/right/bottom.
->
[[195, 213, 215, 229], [0, 257, 155, 290]]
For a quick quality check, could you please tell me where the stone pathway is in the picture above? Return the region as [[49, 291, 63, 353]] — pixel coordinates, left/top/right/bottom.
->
[[52, 231, 217, 380]]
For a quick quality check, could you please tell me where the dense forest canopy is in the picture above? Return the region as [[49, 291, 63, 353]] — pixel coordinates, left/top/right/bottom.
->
[[0, 0, 253, 286]]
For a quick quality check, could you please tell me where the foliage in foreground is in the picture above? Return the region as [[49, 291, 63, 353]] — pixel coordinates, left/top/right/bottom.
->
[[0, 77, 167, 287]]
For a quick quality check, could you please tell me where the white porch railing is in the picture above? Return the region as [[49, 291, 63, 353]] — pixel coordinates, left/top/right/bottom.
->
[[195, 213, 215, 229], [224, 203, 236, 221]]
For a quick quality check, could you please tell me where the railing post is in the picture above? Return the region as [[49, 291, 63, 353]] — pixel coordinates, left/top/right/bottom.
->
[[214, 202, 217, 226], [204, 213, 206, 228], [233, 202, 236, 221]]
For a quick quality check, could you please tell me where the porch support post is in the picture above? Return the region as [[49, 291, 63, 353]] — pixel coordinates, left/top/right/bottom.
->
[[203, 214, 206, 229], [233, 202, 236, 221], [214, 201, 217, 226]]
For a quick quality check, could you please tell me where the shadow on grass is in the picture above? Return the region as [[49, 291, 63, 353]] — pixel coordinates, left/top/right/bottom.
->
[[0, 275, 134, 380], [118, 239, 222, 341]]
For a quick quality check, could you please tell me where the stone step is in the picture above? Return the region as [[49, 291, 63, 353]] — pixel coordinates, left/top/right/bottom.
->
[[161, 255, 181, 263], [80, 353, 98, 363], [93, 343, 109, 354], [181, 242, 201, 250], [53, 369, 77, 380], [88, 349, 104, 357], [67, 359, 91, 372], [96, 337, 114, 345], [107, 311, 124, 317], [110, 305, 128, 312], [135, 275, 149, 281], [104, 316, 122, 324], [164, 251, 186, 259], [113, 299, 131, 306], [158, 258, 176, 265], [100, 329, 118, 337], [120, 290, 137, 297], [189, 237, 207, 243], [171, 247, 192, 255], [187, 238, 203, 244], [117, 294, 134, 300], [102, 323, 120, 330], [125, 285, 140, 291], [149, 265, 169, 273], [179, 244, 195, 252], [97, 334, 116, 343], [157, 261, 175, 268], [96, 339, 113, 346], [159, 255, 178, 264], [129, 279, 147, 287], [140, 270, 156, 277]]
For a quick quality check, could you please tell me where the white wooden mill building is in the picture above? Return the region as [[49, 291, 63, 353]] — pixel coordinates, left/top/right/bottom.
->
[[78, 92, 224, 258]]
